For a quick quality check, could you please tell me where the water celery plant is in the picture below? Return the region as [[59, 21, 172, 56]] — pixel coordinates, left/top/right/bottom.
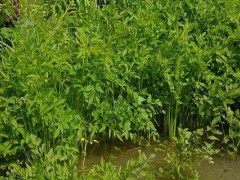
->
[[0, 0, 239, 178]]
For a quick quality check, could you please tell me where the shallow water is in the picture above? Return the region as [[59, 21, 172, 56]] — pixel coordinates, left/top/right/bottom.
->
[[78, 142, 240, 179], [197, 157, 240, 180]]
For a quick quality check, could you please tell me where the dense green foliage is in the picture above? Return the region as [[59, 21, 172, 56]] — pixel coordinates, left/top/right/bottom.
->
[[0, 0, 18, 26], [0, 0, 239, 178]]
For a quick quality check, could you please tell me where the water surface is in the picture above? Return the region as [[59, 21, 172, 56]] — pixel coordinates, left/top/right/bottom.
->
[[78, 142, 240, 179]]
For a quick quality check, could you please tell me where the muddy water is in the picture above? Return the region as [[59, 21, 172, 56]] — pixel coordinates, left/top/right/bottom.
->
[[78, 142, 240, 179], [197, 157, 240, 180], [78, 141, 167, 168]]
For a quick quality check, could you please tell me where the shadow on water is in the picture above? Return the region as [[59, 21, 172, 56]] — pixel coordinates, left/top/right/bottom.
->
[[78, 140, 240, 179]]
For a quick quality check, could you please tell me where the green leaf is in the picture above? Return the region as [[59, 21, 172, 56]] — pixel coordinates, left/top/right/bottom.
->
[[11, 119, 18, 129], [138, 96, 145, 105], [147, 95, 152, 103], [0, 132, 9, 138], [96, 85, 104, 93], [208, 136, 219, 141], [54, 129, 60, 139], [124, 121, 131, 131], [85, 85, 93, 92]]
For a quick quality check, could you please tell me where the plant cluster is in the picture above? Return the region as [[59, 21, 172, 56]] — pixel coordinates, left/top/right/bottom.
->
[[158, 128, 218, 179], [80, 151, 156, 180], [0, 0, 20, 27], [0, 0, 239, 178]]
